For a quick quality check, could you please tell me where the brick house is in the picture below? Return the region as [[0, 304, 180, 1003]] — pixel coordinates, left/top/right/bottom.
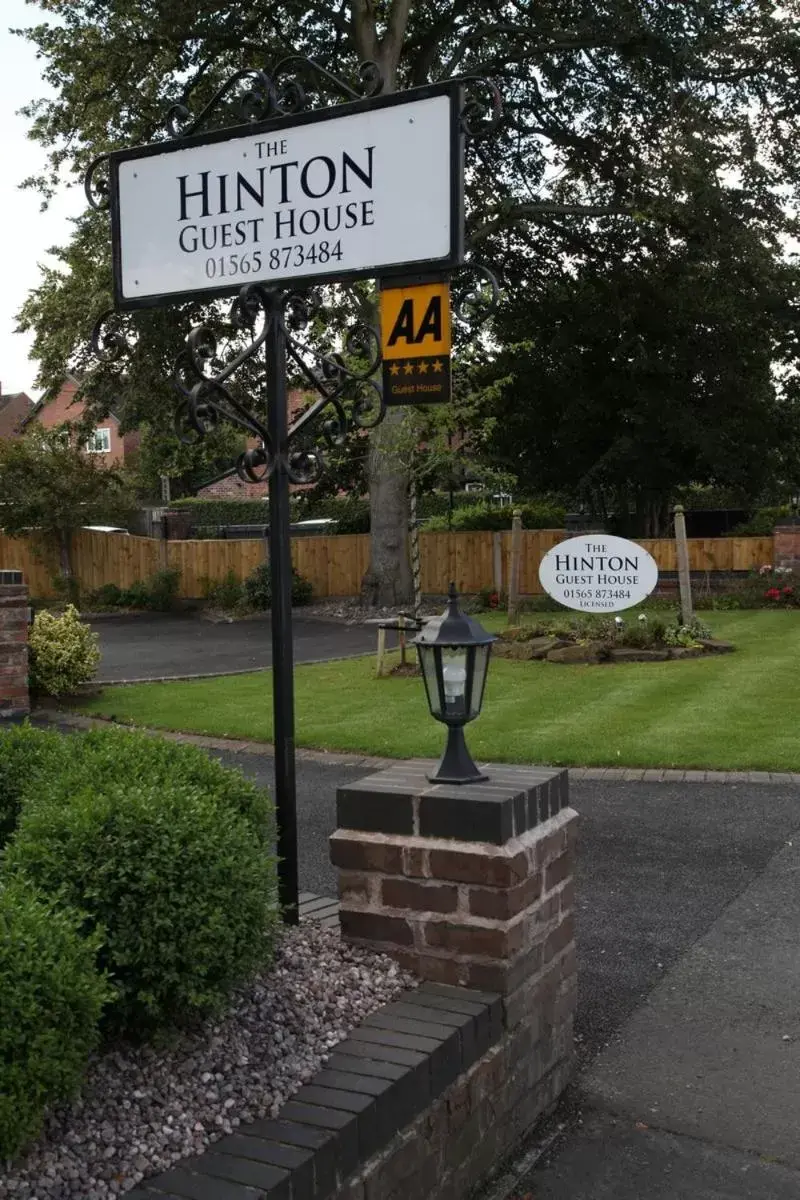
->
[[0, 385, 34, 439], [25, 376, 140, 465]]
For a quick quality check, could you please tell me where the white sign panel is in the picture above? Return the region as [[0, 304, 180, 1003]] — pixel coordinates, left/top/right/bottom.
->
[[111, 86, 461, 309], [539, 535, 659, 613]]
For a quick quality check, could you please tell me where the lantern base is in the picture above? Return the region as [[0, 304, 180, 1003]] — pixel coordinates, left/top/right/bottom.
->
[[428, 723, 488, 785]]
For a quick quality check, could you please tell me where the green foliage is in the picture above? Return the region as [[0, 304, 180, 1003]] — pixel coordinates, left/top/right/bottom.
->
[[201, 569, 245, 610], [294, 495, 370, 534], [87, 568, 181, 611], [28, 605, 100, 696], [0, 878, 111, 1161], [170, 497, 270, 527], [141, 568, 181, 611], [0, 425, 133, 577], [728, 507, 792, 537], [6, 729, 278, 1036], [244, 562, 313, 609], [127, 422, 247, 502], [423, 500, 566, 532], [0, 724, 68, 851]]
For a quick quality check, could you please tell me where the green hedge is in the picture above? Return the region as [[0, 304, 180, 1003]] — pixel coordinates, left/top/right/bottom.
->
[[728, 506, 792, 537], [0, 724, 68, 850], [171, 497, 270, 526], [2, 727, 277, 1037], [172, 492, 504, 535], [424, 501, 566, 532], [0, 879, 110, 1161]]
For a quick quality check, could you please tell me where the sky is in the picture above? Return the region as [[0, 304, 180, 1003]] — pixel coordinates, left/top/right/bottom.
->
[[0, 0, 84, 398]]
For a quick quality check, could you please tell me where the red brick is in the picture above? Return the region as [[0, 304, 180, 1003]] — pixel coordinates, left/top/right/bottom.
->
[[339, 909, 414, 946], [559, 880, 575, 914], [338, 870, 372, 906], [468, 872, 542, 920], [416, 954, 466, 986], [330, 832, 403, 875], [544, 914, 575, 965], [382, 878, 458, 913], [545, 852, 572, 891], [429, 848, 529, 887], [402, 846, 428, 878], [533, 827, 567, 870], [464, 958, 511, 992], [423, 919, 525, 959]]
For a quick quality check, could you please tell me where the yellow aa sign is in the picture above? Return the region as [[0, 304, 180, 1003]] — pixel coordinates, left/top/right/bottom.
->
[[380, 282, 452, 361]]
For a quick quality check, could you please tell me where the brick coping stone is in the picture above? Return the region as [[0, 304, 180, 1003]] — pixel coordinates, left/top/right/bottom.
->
[[124, 981, 502, 1200]]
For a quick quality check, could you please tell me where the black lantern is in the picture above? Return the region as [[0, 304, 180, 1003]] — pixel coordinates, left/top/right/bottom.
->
[[415, 583, 496, 784]]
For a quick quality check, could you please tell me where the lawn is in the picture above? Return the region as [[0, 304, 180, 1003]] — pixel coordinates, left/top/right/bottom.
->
[[72, 611, 800, 771]]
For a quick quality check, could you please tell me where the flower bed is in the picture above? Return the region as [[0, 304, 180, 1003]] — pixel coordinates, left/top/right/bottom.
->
[[493, 614, 734, 664]]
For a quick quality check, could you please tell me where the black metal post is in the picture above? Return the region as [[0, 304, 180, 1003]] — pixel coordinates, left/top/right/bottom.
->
[[266, 296, 299, 925]]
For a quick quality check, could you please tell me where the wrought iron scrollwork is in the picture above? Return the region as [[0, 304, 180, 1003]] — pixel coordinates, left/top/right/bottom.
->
[[84, 154, 112, 211], [166, 69, 274, 139], [89, 309, 133, 362], [453, 263, 501, 324], [455, 76, 504, 139], [165, 57, 385, 141], [170, 281, 385, 485]]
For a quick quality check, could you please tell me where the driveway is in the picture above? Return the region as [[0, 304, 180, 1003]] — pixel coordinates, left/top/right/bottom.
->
[[91, 614, 377, 682]]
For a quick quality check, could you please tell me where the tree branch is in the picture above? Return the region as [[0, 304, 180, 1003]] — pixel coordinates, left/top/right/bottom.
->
[[470, 202, 633, 243]]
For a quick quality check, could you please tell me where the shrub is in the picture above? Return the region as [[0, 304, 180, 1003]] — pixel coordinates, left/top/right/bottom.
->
[[423, 500, 565, 532], [139, 567, 181, 611], [0, 724, 68, 851], [6, 758, 278, 1036], [244, 561, 313, 609], [27, 604, 100, 696], [728, 506, 792, 537], [0, 878, 110, 1161], [202, 569, 245, 610], [86, 582, 125, 609]]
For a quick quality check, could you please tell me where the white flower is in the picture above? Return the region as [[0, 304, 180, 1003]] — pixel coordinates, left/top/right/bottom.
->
[[638, 613, 647, 622], [614, 616, 624, 627]]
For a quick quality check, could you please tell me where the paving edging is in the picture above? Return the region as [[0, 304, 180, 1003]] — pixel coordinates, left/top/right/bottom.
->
[[125, 981, 504, 1200], [36, 709, 800, 784]]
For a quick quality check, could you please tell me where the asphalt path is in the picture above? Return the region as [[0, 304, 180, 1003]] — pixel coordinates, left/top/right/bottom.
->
[[90, 614, 377, 681]]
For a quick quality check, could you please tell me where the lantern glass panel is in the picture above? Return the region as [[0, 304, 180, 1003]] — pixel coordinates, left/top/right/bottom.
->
[[418, 644, 443, 718], [469, 644, 491, 718], [441, 649, 468, 720]]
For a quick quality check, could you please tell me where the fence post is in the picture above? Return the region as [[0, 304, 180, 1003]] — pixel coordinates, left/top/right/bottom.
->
[[508, 507, 523, 623], [673, 504, 694, 624], [492, 531, 503, 597]]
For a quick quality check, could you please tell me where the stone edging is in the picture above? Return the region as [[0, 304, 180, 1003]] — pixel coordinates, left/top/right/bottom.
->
[[125, 982, 503, 1200], [38, 711, 800, 785]]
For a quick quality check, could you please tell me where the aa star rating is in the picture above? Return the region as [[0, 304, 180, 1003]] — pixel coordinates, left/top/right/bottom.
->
[[382, 356, 451, 405]]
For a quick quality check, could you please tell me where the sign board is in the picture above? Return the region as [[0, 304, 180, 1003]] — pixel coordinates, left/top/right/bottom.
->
[[109, 83, 464, 309], [381, 281, 451, 405], [538, 534, 659, 613]]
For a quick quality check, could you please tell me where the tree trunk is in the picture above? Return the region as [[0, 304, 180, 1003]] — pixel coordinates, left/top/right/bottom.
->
[[361, 407, 413, 605], [353, 1, 415, 608], [58, 531, 79, 605]]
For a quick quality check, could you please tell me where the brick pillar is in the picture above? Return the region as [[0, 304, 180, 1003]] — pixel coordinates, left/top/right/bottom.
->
[[0, 571, 30, 717], [774, 521, 800, 570], [331, 761, 578, 1145]]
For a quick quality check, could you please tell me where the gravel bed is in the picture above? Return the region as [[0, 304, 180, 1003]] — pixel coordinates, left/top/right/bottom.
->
[[1, 924, 414, 1199]]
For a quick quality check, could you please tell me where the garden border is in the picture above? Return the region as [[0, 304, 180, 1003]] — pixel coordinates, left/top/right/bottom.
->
[[125, 980, 504, 1200]]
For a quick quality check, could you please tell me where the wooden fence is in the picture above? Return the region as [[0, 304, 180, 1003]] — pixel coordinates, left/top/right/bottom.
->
[[0, 529, 775, 601]]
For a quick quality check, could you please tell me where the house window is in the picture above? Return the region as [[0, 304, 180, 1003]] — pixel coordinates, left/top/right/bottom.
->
[[86, 428, 111, 454]]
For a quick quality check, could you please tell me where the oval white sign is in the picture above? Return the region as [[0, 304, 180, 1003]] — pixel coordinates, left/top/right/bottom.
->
[[539, 534, 659, 613]]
